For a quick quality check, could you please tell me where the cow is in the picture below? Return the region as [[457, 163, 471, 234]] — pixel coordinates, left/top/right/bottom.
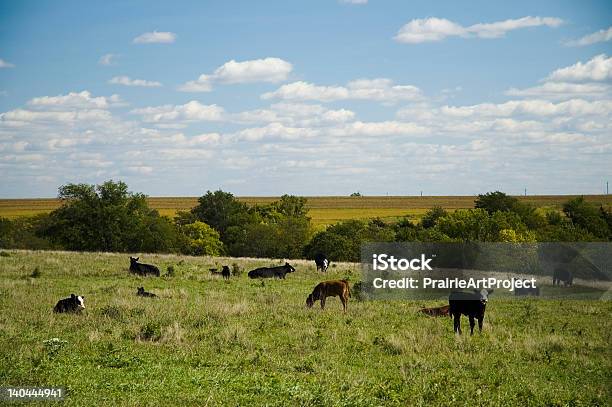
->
[[306, 280, 351, 313], [248, 263, 296, 279], [136, 287, 157, 298], [314, 253, 329, 272], [53, 294, 85, 313], [419, 304, 451, 317], [129, 257, 160, 277], [515, 281, 540, 296], [210, 266, 231, 280], [448, 289, 493, 335], [553, 267, 573, 286]]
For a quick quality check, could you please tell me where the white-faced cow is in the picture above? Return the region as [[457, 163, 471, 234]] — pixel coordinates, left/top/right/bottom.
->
[[53, 294, 85, 313], [314, 253, 329, 272], [248, 263, 296, 279], [129, 257, 160, 277], [448, 289, 493, 335]]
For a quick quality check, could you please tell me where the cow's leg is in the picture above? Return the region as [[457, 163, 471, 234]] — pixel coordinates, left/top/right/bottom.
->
[[340, 295, 347, 313], [320, 296, 326, 310], [469, 315, 475, 335], [453, 313, 461, 334], [478, 316, 484, 332]]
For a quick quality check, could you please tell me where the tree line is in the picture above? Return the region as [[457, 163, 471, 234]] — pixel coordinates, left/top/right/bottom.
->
[[1, 181, 610, 262]]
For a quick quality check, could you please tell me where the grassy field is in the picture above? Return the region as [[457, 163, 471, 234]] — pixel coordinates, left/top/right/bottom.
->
[[0, 250, 610, 406], [1, 195, 611, 225]]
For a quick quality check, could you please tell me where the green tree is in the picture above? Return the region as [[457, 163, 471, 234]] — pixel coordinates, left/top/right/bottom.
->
[[180, 221, 224, 256], [475, 191, 519, 214], [421, 206, 447, 228], [563, 197, 609, 239], [41, 180, 180, 252]]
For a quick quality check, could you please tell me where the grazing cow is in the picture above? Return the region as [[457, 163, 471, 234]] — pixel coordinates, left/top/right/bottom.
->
[[448, 289, 493, 335], [553, 267, 573, 286], [210, 266, 231, 280], [136, 287, 157, 298], [129, 257, 160, 277], [515, 282, 540, 296], [248, 263, 296, 279], [53, 294, 85, 313], [306, 280, 351, 313], [314, 253, 329, 272], [419, 304, 451, 317]]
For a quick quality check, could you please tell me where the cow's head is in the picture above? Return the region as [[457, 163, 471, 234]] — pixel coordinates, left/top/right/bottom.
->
[[474, 289, 493, 304], [285, 262, 296, 273], [306, 294, 314, 308], [130, 256, 139, 264], [137, 287, 144, 294], [71, 293, 85, 309]]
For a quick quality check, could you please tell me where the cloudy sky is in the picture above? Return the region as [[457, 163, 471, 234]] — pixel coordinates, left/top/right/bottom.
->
[[0, 0, 611, 197]]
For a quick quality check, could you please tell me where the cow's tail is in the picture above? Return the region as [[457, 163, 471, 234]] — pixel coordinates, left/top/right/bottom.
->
[[342, 279, 351, 297]]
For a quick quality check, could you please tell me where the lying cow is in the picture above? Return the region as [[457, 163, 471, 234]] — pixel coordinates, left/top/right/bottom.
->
[[53, 294, 85, 313], [314, 253, 329, 272], [248, 263, 296, 279], [306, 280, 351, 313], [210, 266, 231, 280], [419, 304, 451, 317], [129, 257, 160, 277], [137, 287, 157, 298], [449, 289, 493, 335]]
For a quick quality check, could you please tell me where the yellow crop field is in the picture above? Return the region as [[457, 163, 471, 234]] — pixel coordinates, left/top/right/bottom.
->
[[1, 195, 611, 226]]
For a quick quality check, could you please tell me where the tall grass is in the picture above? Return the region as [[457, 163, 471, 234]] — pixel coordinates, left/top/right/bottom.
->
[[0, 250, 610, 406]]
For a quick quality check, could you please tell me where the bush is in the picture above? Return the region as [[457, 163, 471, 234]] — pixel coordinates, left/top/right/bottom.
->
[[179, 221, 224, 256]]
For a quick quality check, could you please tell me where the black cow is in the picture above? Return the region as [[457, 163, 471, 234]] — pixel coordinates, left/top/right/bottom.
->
[[449, 289, 493, 335], [210, 266, 231, 280], [129, 257, 160, 277], [53, 294, 85, 313], [137, 287, 157, 298], [314, 253, 329, 272], [248, 262, 296, 279], [553, 267, 573, 286]]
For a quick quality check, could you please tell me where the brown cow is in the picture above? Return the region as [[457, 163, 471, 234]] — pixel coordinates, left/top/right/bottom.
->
[[419, 304, 451, 317], [306, 280, 351, 313]]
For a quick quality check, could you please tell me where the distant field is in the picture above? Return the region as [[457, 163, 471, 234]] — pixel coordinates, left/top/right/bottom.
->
[[1, 195, 611, 226]]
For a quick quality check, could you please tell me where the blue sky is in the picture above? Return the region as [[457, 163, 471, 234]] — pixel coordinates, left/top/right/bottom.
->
[[0, 0, 611, 197]]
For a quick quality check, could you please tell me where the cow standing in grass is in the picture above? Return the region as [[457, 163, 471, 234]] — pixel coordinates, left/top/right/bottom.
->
[[449, 289, 492, 335], [129, 257, 160, 277], [306, 280, 351, 313], [314, 253, 329, 272], [248, 263, 296, 279]]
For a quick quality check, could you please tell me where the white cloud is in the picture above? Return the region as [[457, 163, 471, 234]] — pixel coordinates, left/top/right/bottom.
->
[[109, 76, 162, 87], [179, 57, 293, 92], [131, 101, 225, 123], [262, 78, 422, 103], [27, 91, 123, 110], [565, 27, 612, 47], [0, 59, 15, 68], [235, 102, 355, 126], [329, 121, 430, 137], [547, 54, 612, 82], [394, 16, 562, 43], [505, 82, 610, 99], [133, 31, 177, 44], [437, 99, 612, 118], [99, 53, 118, 66]]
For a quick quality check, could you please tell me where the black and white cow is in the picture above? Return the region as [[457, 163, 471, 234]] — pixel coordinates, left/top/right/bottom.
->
[[553, 267, 573, 286], [448, 289, 493, 335], [129, 257, 160, 277], [248, 263, 296, 279], [53, 294, 85, 313], [314, 253, 329, 272]]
